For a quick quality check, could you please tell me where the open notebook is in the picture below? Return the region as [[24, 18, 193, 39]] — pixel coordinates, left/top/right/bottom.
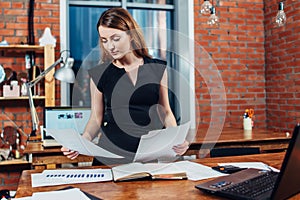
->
[[195, 124, 300, 200]]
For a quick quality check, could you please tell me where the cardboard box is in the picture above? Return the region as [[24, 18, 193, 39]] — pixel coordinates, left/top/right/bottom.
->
[[3, 85, 20, 97]]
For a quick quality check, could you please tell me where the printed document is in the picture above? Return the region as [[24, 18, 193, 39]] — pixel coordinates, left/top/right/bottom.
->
[[31, 168, 113, 187], [134, 121, 190, 162], [45, 128, 123, 158]]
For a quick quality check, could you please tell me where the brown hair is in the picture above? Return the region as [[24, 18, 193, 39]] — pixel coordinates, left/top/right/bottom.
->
[[97, 7, 152, 63]]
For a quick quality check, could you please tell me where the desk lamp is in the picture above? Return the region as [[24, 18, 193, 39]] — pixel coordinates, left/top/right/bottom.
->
[[26, 56, 75, 136]]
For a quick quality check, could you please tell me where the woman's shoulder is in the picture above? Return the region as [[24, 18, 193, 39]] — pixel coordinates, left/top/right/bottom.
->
[[144, 57, 167, 66]]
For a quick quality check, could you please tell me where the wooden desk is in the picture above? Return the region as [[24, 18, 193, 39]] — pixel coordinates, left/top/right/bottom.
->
[[15, 152, 300, 199], [24, 142, 93, 169], [188, 128, 291, 158]]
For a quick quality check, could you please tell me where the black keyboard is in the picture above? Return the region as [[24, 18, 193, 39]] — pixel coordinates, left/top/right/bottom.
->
[[221, 171, 278, 199]]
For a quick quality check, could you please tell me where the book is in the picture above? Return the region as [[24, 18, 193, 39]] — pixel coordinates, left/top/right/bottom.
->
[[111, 162, 187, 182]]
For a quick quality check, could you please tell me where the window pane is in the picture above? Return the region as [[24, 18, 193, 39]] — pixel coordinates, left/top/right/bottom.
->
[[69, 6, 108, 106], [129, 9, 172, 60], [69, 6, 174, 112]]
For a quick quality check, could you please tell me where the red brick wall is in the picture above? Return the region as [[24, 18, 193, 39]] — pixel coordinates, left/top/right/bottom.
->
[[264, 0, 300, 131], [194, 0, 266, 132], [0, 0, 60, 191], [0, 0, 60, 133]]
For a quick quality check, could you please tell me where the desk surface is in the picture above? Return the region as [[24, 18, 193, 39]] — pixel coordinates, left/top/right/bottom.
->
[[24, 142, 62, 154], [193, 127, 291, 144], [189, 128, 291, 158], [15, 152, 300, 200], [24, 142, 93, 169]]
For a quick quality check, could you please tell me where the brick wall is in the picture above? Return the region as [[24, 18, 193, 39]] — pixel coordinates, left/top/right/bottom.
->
[[264, 0, 300, 131], [194, 0, 266, 131], [0, 0, 60, 191], [0, 0, 60, 133]]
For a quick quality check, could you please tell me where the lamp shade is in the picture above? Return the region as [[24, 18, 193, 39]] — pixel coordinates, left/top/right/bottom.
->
[[54, 67, 75, 83], [54, 57, 75, 83]]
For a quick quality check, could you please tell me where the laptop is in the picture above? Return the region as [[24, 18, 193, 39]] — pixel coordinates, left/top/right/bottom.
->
[[195, 124, 300, 200], [42, 106, 91, 148]]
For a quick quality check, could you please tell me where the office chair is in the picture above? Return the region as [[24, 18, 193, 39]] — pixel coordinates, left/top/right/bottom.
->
[[210, 147, 260, 157]]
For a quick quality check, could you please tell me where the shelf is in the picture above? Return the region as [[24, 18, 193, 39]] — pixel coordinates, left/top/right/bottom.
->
[[0, 96, 46, 100], [0, 158, 30, 166], [0, 44, 55, 105], [0, 45, 44, 52]]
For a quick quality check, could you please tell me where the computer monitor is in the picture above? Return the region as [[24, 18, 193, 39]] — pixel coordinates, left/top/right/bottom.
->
[[43, 106, 91, 140]]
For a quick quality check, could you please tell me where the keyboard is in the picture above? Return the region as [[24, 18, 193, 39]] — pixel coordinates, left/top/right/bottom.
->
[[221, 171, 278, 199]]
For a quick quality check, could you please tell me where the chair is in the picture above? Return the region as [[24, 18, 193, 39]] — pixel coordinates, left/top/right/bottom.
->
[[210, 147, 260, 157]]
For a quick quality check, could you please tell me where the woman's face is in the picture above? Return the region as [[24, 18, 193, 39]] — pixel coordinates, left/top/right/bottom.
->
[[99, 26, 132, 60]]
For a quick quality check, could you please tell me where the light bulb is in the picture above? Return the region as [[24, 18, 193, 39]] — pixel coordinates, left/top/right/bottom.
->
[[207, 6, 219, 27], [275, 2, 286, 27], [201, 0, 212, 15]]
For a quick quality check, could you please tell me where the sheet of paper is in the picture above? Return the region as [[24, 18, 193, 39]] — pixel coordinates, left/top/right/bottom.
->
[[45, 128, 123, 158], [218, 162, 280, 172], [31, 168, 112, 187], [134, 121, 190, 162], [32, 188, 90, 200], [174, 161, 228, 181], [12, 197, 32, 200]]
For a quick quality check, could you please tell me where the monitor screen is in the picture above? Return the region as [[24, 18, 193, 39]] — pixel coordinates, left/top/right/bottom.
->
[[43, 106, 91, 139]]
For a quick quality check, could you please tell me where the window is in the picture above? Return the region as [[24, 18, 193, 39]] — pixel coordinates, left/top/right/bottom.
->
[[60, 0, 195, 128]]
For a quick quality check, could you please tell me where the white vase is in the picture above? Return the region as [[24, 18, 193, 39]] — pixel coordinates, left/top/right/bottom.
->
[[21, 82, 28, 96]]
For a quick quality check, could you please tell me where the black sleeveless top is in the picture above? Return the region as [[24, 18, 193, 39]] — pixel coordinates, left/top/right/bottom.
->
[[88, 57, 167, 161]]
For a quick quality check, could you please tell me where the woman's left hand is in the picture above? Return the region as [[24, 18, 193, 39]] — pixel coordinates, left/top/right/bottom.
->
[[172, 140, 189, 155]]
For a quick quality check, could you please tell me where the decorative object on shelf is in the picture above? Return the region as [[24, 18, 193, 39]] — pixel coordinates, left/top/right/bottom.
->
[[0, 40, 9, 46], [200, 0, 212, 15], [39, 27, 56, 47], [207, 6, 219, 27], [4, 67, 17, 84], [0, 112, 28, 160], [3, 80, 20, 97], [18, 71, 29, 96], [0, 64, 5, 83], [275, 2, 287, 27], [26, 55, 75, 136]]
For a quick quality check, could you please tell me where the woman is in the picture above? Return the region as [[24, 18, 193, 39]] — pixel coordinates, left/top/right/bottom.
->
[[62, 8, 189, 165]]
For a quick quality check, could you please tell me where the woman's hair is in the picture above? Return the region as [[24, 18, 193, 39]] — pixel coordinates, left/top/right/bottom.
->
[[97, 7, 152, 63]]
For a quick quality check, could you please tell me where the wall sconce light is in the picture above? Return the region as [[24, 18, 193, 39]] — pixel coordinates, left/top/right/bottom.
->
[[201, 0, 212, 15], [275, 2, 287, 27]]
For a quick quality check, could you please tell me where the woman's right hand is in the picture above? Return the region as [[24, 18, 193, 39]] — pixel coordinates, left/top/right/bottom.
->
[[61, 146, 79, 160]]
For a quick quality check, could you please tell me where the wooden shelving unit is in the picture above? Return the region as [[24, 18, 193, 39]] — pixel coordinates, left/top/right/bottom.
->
[[0, 44, 55, 106]]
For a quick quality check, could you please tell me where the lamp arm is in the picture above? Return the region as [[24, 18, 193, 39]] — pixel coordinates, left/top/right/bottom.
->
[[26, 56, 63, 135], [27, 83, 39, 132], [27, 57, 63, 88]]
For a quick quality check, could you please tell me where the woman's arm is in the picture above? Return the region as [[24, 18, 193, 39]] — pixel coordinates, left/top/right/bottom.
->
[[159, 70, 177, 127], [159, 70, 189, 156], [82, 79, 104, 141], [62, 79, 104, 159]]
